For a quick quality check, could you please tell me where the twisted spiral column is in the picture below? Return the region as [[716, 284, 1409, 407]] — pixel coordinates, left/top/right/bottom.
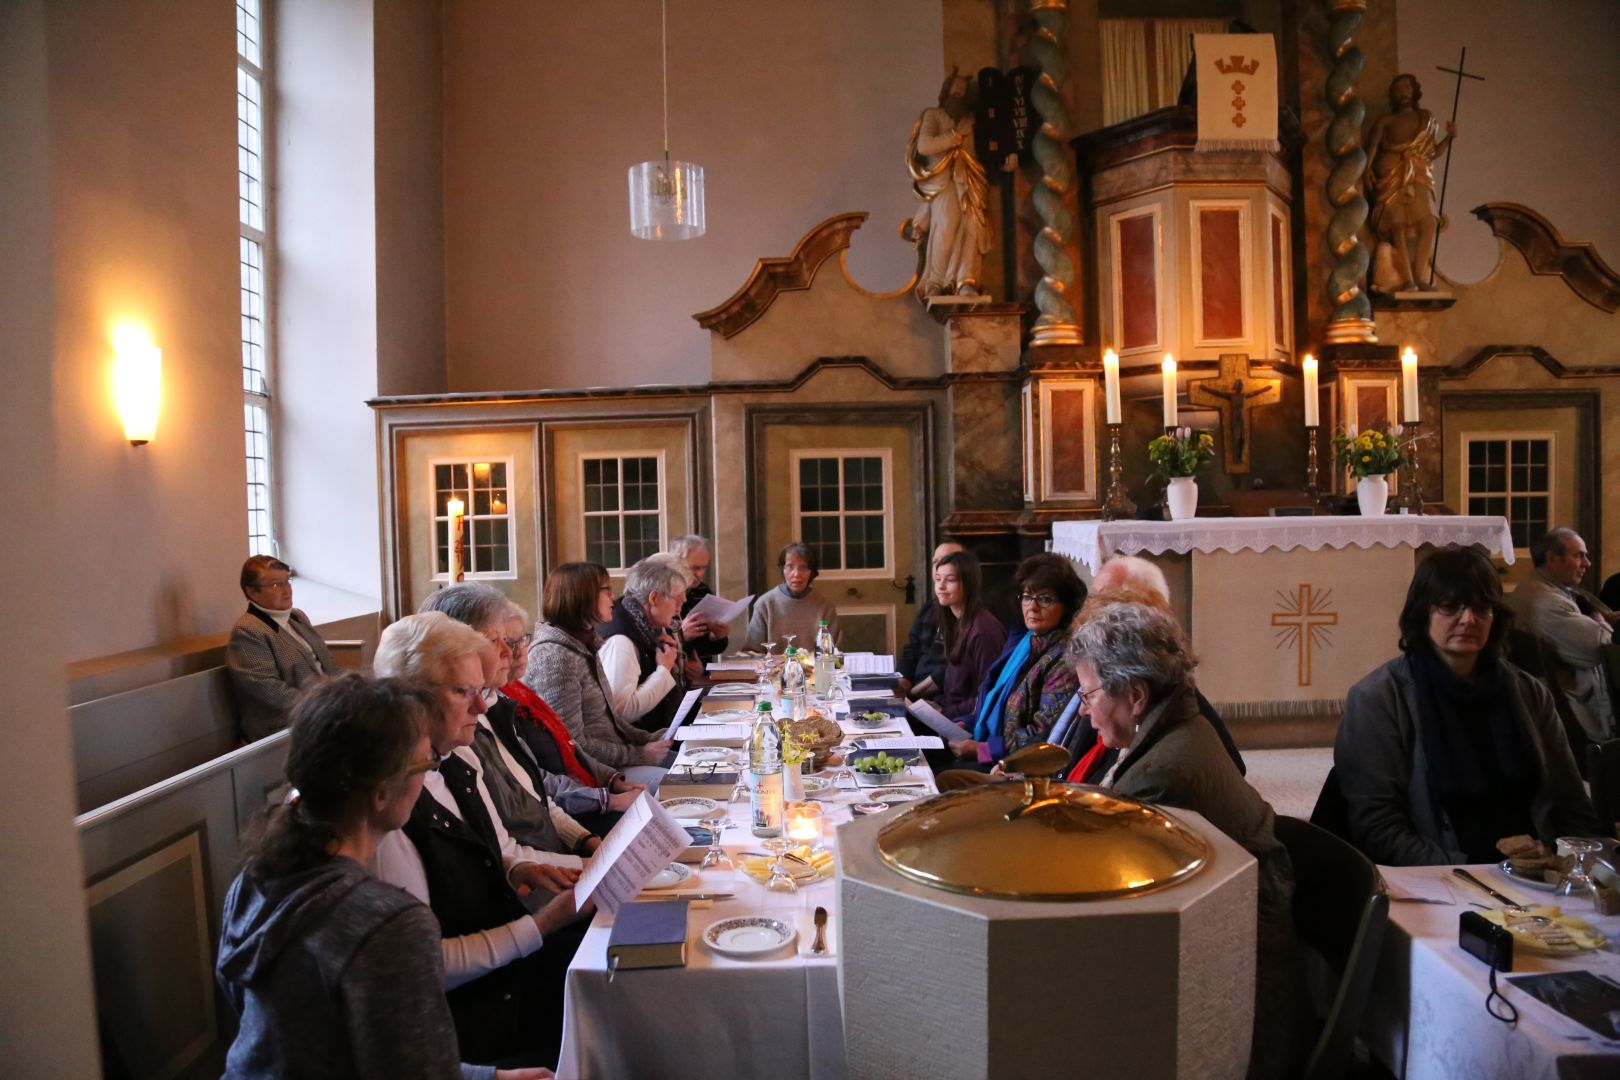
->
[[1322, 0, 1377, 343], [1028, 0, 1081, 346]]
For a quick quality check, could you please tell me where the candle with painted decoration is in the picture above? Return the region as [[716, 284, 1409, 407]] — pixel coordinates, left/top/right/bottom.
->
[[1302, 355, 1319, 428], [1400, 347, 1420, 423], [447, 497, 466, 582], [1161, 355, 1177, 428], [1103, 350, 1121, 424]]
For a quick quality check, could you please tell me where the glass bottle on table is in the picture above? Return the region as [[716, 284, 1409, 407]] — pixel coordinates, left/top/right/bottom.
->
[[749, 701, 783, 839], [781, 644, 809, 721], [813, 619, 836, 698]]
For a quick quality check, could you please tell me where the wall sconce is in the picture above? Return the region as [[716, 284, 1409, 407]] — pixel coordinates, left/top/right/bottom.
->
[[112, 325, 162, 445]]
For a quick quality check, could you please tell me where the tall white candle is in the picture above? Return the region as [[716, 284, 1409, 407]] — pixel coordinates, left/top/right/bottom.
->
[[1302, 354, 1319, 428], [1103, 349, 1121, 424], [1400, 347, 1420, 423], [447, 497, 466, 582], [1161, 355, 1177, 428]]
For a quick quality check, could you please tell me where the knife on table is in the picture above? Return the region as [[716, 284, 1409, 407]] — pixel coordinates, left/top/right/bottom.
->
[[1451, 868, 1527, 911]]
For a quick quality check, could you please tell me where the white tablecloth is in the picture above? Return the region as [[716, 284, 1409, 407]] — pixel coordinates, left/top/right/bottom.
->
[[556, 708, 933, 1080], [1367, 865, 1620, 1079], [1050, 516, 1516, 574]]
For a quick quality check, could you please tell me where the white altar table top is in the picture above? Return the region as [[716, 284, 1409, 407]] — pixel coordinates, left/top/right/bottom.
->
[[1050, 515, 1516, 574], [1367, 864, 1620, 1079]]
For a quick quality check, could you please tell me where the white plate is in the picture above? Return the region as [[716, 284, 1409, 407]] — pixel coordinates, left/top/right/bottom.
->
[[801, 775, 834, 796], [872, 789, 922, 804], [660, 797, 723, 820], [643, 863, 695, 891], [682, 748, 737, 764], [1495, 859, 1563, 893], [703, 916, 797, 958], [697, 708, 757, 723]]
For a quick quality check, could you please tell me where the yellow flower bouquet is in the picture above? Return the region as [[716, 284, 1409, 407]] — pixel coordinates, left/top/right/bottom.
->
[[1331, 426, 1404, 478]]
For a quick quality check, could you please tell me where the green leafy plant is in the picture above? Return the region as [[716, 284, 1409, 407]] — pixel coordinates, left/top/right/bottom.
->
[[1332, 426, 1404, 478], [1148, 428, 1216, 479]]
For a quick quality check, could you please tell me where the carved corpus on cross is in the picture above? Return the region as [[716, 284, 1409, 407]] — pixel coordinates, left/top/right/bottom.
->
[[1187, 353, 1280, 474]]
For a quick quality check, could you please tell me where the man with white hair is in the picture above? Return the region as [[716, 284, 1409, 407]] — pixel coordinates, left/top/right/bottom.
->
[[1506, 527, 1617, 741], [670, 534, 729, 665], [1091, 554, 1170, 600]]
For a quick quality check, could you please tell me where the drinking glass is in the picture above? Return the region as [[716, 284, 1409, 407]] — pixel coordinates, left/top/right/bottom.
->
[[698, 812, 732, 870], [1557, 837, 1604, 908]]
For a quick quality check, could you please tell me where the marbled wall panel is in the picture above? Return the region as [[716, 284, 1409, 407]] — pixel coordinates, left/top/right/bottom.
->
[[1198, 208, 1244, 341], [950, 381, 1023, 510], [1118, 214, 1158, 349], [948, 309, 1022, 373], [1048, 388, 1091, 494]]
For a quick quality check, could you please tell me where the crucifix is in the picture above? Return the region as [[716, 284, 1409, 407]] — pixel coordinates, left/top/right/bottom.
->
[[1431, 46, 1485, 277], [1186, 353, 1280, 474], [1271, 584, 1339, 687]]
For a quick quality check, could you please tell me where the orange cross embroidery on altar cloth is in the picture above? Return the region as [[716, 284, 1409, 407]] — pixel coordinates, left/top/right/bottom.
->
[[1272, 584, 1338, 686]]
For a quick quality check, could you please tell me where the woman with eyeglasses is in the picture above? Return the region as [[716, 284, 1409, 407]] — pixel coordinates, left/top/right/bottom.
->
[[526, 562, 671, 780], [1334, 544, 1605, 866], [216, 673, 551, 1079], [943, 553, 1086, 770]]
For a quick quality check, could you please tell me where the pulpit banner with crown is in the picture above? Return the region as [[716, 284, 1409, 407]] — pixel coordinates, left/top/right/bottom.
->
[[1194, 34, 1279, 152]]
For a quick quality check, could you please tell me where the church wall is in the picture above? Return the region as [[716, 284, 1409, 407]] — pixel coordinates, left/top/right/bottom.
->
[[1397, 0, 1620, 287], [439, 0, 943, 393], [0, 1, 150, 1070], [44, 0, 254, 665]]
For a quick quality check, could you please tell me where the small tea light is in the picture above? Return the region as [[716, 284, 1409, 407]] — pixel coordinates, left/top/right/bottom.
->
[[784, 802, 825, 847]]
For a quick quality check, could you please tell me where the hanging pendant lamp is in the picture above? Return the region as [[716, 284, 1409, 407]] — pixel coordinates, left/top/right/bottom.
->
[[628, 0, 705, 240]]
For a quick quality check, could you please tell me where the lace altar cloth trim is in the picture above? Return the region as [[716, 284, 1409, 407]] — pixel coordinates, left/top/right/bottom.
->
[[1050, 516, 1516, 572]]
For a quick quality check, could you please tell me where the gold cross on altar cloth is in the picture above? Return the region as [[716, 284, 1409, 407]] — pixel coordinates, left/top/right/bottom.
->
[[1271, 584, 1338, 687], [1187, 353, 1280, 474]]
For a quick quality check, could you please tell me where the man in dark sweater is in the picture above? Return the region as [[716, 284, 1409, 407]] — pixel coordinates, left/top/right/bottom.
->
[[899, 541, 963, 698]]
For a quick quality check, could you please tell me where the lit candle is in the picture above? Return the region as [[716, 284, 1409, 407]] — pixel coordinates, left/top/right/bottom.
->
[[784, 801, 824, 847], [1161, 355, 1177, 428], [1401, 347, 1420, 423], [447, 497, 466, 582], [1302, 354, 1319, 428], [1103, 349, 1122, 425]]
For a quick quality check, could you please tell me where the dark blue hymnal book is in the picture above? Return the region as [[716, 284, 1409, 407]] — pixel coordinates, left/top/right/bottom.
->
[[607, 900, 689, 971]]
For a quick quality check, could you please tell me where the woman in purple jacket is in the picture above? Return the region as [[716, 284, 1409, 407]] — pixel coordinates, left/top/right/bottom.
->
[[930, 550, 1007, 718]]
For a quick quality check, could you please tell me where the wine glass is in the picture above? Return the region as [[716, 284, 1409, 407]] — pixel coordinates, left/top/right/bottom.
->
[[1556, 837, 1604, 908], [766, 851, 800, 894], [698, 811, 732, 870]]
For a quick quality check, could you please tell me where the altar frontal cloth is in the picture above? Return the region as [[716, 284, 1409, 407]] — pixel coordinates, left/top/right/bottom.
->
[[1195, 33, 1279, 152], [1191, 545, 1407, 716]]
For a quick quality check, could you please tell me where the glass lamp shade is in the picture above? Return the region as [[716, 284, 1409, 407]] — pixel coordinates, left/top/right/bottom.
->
[[628, 159, 706, 240]]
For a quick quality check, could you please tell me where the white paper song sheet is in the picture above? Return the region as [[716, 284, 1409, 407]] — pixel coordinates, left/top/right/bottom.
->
[[662, 689, 703, 740], [674, 723, 752, 741], [907, 699, 969, 740], [841, 653, 897, 676], [855, 736, 943, 751], [691, 592, 753, 626], [572, 793, 691, 916]]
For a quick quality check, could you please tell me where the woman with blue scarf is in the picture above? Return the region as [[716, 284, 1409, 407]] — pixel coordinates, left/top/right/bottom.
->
[[944, 553, 1086, 770], [1334, 545, 1605, 865]]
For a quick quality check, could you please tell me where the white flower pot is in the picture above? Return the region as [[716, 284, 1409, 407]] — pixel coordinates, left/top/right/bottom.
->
[[1357, 475, 1390, 517], [1166, 476, 1199, 521], [782, 761, 805, 803]]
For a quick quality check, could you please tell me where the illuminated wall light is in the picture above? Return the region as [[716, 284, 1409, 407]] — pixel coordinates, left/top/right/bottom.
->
[[112, 324, 162, 446]]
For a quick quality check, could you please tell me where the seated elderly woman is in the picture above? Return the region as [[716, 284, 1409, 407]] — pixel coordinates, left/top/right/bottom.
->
[[599, 553, 691, 732], [217, 674, 549, 1079], [1334, 544, 1605, 866], [943, 553, 1086, 771], [742, 541, 840, 652], [371, 611, 590, 1068], [526, 562, 671, 779], [1068, 602, 1305, 1079]]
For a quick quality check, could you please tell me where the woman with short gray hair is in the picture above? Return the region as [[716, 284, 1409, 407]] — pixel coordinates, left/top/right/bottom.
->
[[1067, 602, 1305, 1078], [599, 553, 690, 733]]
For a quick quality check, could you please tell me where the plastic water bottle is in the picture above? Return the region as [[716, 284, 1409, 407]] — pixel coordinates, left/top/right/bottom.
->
[[749, 701, 783, 838], [781, 644, 808, 721], [813, 619, 836, 698]]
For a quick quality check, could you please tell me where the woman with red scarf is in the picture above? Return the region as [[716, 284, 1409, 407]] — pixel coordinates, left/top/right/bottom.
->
[[497, 601, 644, 836]]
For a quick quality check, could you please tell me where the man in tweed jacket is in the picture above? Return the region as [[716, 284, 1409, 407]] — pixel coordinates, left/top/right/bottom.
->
[[227, 555, 337, 741]]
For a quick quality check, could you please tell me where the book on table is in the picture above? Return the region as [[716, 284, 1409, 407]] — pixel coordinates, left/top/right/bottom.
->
[[607, 900, 690, 971]]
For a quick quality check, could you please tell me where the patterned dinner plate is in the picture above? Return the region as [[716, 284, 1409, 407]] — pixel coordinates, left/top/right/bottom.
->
[[703, 916, 797, 958], [683, 748, 737, 764], [800, 775, 834, 795], [642, 863, 695, 891], [660, 797, 723, 819], [872, 790, 922, 804]]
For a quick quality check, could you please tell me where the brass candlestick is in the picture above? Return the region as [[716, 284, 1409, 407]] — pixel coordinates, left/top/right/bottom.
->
[[1396, 421, 1424, 514], [1304, 426, 1322, 500], [1101, 423, 1135, 520]]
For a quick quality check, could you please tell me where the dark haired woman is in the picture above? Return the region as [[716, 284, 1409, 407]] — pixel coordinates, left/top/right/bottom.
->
[[741, 541, 840, 652], [525, 562, 670, 778], [1335, 545, 1605, 865], [216, 674, 551, 1079], [945, 552, 1086, 770], [931, 550, 1006, 718]]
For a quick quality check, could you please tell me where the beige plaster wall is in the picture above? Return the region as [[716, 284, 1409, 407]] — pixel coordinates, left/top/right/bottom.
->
[[45, 0, 255, 664], [440, 0, 943, 392]]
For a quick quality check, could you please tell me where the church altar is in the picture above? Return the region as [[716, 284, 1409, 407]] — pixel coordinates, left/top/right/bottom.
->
[[1051, 516, 1517, 720]]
